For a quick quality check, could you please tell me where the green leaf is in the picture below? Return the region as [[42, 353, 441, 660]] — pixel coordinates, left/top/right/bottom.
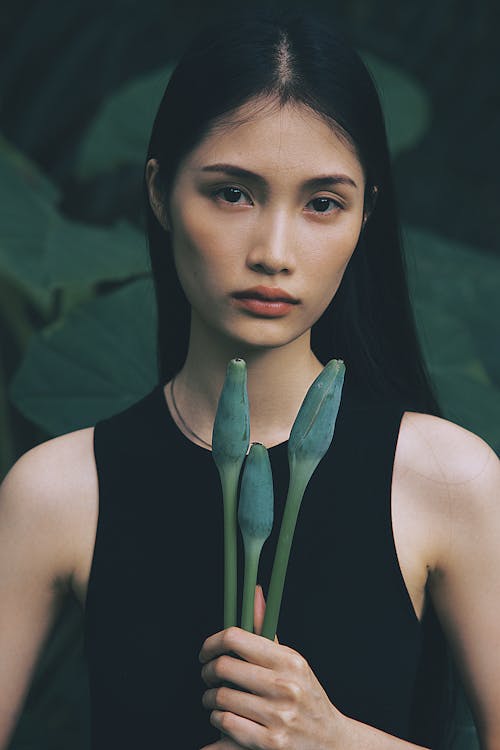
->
[[359, 50, 431, 156], [430, 366, 500, 452], [0, 139, 150, 313], [8, 278, 157, 436], [403, 224, 500, 451], [0, 131, 60, 204], [47, 217, 150, 288], [74, 65, 175, 179], [75, 53, 429, 173]]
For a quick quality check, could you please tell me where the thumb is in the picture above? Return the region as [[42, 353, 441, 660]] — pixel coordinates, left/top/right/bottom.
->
[[253, 584, 279, 644]]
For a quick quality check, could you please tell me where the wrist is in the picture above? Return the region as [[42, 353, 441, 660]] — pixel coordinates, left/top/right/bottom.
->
[[331, 711, 432, 750], [329, 707, 354, 749]]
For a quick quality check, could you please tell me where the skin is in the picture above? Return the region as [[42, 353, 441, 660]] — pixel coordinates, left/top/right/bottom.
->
[[145, 97, 376, 749], [146, 96, 376, 450], [197, 584, 348, 750]]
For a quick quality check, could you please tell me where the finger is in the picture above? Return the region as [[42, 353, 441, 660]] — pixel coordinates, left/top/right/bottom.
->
[[206, 709, 270, 750], [253, 584, 265, 635], [201, 654, 275, 696], [202, 684, 273, 726], [199, 626, 279, 669]]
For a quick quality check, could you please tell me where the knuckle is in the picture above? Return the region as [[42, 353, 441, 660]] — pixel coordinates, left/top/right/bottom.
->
[[267, 728, 287, 750], [286, 679, 303, 702], [224, 626, 240, 647], [289, 652, 306, 672], [276, 676, 303, 705], [277, 702, 299, 729]]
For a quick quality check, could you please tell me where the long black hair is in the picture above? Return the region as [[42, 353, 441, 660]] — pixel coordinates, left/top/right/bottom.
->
[[142, 7, 459, 746]]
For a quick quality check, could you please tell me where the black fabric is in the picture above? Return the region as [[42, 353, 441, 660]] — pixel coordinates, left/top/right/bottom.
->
[[83, 370, 447, 748]]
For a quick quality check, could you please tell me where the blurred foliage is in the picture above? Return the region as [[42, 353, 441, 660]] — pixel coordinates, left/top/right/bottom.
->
[[361, 51, 431, 157], [403, 225, 500, 450], [74, 66, 176, 180], [6, 59, 500, 455], [10, 278, 157, 436], [0, 132, 149, 312], [1, 3, 497, 749]]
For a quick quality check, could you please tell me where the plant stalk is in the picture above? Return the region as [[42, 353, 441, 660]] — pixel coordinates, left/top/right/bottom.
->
[[221, 465, 242, 629], [261, 471, 309, 641], [240, 536, 264, 632]]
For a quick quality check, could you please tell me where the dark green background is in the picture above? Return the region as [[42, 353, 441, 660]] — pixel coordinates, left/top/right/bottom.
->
[[1, 1, 498, 747]]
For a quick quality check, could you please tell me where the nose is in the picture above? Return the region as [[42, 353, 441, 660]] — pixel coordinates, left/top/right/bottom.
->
[[246, 209, 295, 275]]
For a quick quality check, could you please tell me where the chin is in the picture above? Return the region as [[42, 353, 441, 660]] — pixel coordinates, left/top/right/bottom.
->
[[224, 322, 305, 350]]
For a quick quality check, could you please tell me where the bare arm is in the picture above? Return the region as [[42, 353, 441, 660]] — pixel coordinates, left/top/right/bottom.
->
[[429, 440, 500, 750], [401, 412, 500, 750], [0, 437, 81, 749]]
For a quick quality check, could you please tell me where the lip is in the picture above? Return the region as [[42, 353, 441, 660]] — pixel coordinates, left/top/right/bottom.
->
[[232, 297, 295, 317], [232, 285, 299, 303]]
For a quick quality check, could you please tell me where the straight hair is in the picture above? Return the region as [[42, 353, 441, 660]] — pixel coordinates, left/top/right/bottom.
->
[[142, 8, 459, 746]]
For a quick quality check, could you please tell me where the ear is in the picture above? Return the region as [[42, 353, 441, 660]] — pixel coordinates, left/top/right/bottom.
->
[[145, 158, 170, 231]]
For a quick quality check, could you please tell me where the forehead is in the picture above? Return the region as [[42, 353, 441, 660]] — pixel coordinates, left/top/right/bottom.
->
[[181, 98, 364, 183]]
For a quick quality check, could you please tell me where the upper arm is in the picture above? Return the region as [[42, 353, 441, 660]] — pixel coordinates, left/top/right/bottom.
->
[[0, 436, 83, 749], [426, 422, 500, 749]]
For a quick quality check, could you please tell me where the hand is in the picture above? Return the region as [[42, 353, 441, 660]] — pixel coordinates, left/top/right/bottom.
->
[[198, 584, 346, 750]]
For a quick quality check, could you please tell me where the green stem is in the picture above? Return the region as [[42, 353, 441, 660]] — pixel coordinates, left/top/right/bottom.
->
[[221, 464, 242, 629], [241, 536, 263, 632], [261, 472, 309, 641]]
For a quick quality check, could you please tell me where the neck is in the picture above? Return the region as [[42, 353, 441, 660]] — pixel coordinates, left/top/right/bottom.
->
[[168, 310, 326, 448]]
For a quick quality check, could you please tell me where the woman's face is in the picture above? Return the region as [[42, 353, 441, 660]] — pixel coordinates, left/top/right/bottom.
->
[[151, 99, 367, 350]]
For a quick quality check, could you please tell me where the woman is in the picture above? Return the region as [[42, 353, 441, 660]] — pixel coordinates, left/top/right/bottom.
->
[[1, 7, 499, 750]]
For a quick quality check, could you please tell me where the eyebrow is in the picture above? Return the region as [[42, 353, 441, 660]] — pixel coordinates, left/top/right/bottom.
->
[[199, 163, 358, 190]]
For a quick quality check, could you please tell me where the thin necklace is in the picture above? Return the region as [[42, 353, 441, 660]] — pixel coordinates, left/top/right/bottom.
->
[[169, 374, 212, 449]]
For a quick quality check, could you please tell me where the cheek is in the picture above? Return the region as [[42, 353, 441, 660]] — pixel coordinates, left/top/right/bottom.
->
[[171, 210, 234, 304], [177, 201, 237, 266], [305, 239, 357, 307]]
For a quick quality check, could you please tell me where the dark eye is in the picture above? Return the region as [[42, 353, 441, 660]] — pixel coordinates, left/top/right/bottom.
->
[[308, 197, 343, 214], [213, 186, 251, 204]]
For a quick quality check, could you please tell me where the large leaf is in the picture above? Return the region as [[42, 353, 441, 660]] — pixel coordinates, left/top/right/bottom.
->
[[8, 278, 157, 436], [359, 50, 431, 155], [0, 139, 150, 313], [0, 131, 60, 204], [74, 53, 429, 182], [431, 364, 500, 449], [403, 224, 500, 451], [404, 225, 498, 316], [74, 66, 174, 180]]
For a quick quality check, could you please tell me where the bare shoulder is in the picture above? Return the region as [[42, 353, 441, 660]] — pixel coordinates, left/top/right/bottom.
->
[[399, 411, 493, 481], [1, 427, 98, 595], [395, 410, 496, 574]]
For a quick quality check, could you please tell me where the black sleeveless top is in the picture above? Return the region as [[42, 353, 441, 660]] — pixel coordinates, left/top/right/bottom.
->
[[83, 372, 451, 748]]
